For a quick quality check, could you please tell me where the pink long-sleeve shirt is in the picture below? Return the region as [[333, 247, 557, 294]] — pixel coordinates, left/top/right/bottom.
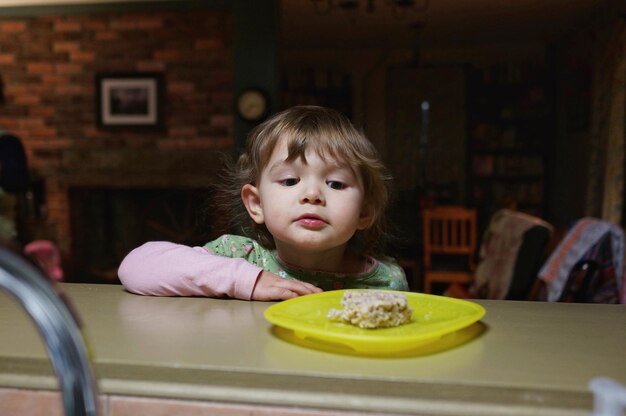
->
[[117, 241, 262, 300]]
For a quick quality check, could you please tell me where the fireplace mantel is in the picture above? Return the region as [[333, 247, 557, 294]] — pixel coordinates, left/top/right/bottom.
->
[[57, 149, 228, 189]]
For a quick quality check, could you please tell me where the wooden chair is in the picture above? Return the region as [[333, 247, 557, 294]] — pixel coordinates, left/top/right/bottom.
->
[[422, 206, 477, 294]]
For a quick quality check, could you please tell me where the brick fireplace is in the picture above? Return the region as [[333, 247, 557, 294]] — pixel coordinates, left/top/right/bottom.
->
[[51, 149, 228, 282]]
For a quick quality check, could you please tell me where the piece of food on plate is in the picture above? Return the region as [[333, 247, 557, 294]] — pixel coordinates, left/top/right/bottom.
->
[[327, 290, 413, 329]]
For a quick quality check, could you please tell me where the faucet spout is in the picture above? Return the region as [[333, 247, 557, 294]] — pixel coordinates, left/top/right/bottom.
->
[[0, 247, 99, 416]]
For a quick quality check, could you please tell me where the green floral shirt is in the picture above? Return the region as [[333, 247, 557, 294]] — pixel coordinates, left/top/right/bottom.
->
[[205, 234, 409, 291]]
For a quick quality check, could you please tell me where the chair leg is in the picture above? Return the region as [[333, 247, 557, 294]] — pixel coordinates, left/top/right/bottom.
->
[[424, 277, 430, 294]]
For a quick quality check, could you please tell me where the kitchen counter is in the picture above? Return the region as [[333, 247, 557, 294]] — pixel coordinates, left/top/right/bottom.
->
[[0, 283, 624, 415]]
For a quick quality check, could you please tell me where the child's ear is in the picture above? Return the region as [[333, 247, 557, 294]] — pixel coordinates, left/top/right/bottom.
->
[[241, 184, 265, 224], [357, 203, 375, 230]]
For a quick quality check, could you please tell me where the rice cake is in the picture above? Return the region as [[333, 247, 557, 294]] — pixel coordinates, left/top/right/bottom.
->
[[327, 290, 413, 329]]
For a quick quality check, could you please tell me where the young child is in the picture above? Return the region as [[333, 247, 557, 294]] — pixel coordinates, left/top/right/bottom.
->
[[118, 105, 408, 300]]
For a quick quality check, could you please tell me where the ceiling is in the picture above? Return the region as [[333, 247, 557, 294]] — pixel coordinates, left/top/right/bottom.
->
[[281, 0, 624, 50], [0, 0, 621, 51]]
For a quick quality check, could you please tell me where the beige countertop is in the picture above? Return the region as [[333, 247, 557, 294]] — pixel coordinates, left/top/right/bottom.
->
[[0, 283, 624, 415]]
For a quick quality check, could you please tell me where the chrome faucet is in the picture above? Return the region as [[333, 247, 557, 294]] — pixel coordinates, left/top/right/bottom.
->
[[0, 247, 99, 416]]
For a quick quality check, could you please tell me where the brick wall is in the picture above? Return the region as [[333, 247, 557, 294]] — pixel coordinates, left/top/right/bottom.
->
[[0, 9, 234, 260]]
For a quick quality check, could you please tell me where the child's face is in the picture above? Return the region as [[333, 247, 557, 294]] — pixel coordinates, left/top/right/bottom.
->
[[242, 138, 372, 258]]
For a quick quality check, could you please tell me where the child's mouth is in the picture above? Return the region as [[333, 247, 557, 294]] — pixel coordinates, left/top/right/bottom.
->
[[296, 215, 326, 228]]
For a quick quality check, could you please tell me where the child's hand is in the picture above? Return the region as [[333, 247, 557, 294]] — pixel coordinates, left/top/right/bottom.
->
[[252, 270, 322, 301]]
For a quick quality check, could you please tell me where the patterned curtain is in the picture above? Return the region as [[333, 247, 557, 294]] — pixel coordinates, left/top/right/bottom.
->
[[586, 18, 626, 225]]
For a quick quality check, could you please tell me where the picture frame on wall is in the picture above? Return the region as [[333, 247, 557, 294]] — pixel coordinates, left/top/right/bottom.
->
[[96, 72, 164, 130]]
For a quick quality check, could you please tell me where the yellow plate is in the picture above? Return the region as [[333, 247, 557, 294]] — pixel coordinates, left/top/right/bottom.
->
[[264, 289, 486, 356]]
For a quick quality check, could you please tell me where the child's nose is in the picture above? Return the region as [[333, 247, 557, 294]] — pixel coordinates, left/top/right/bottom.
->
[[300, 183, 325, 205]]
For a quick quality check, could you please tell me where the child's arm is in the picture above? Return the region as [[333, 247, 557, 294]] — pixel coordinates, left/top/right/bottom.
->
[[118, 241, 319, 300], [118, 241, 259, 298]]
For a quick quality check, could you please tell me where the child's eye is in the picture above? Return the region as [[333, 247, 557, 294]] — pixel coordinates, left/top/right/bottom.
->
[[279, 178, 300, 186], [326, 180, 346, 190]]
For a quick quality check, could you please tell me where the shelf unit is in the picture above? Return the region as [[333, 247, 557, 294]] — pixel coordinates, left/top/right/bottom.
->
[[467, 61, 554, 225]]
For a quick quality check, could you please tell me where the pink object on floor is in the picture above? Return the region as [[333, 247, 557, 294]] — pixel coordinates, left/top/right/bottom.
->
[[24, 240, 64, 282]]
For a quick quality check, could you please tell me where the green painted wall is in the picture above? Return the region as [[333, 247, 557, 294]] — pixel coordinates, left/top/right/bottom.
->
[[232, 0, 279, 151]]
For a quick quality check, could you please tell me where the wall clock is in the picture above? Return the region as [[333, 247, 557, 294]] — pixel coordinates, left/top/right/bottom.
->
[[236, 88, 269, 122]]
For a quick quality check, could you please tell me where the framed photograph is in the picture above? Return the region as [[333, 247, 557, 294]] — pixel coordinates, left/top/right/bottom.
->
[[96, 72, 164, 129]]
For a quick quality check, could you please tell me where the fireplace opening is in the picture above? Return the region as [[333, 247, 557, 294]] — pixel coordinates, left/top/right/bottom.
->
[[68, 187, 226, 284]]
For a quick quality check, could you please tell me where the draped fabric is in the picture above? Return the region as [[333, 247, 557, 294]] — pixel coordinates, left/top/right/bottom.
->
[[538, 218, 625, 303], [472, 209, 553, 300], [586, 18, 626, 225]]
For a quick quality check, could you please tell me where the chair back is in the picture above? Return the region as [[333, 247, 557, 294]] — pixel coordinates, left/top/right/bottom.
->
[[506, 225, 552, 300], [422, 206, 477, 271], [471, 209, 554, 300]]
